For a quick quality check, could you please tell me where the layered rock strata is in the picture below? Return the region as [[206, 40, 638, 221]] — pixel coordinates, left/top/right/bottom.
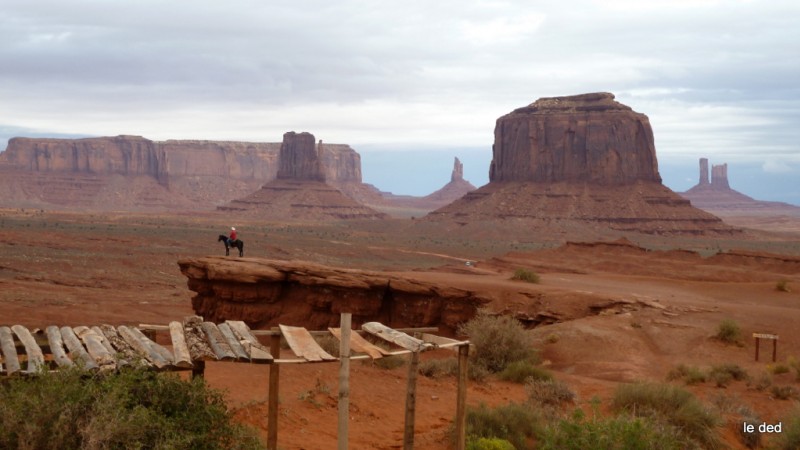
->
[[427, 93, 737, 235], [178, 257, 490, 332]]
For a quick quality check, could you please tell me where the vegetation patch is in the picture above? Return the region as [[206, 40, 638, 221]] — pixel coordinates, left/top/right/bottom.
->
[[714, 319, 744, 346], [511, 268, 540, 283], [459, 310, 536, 373], [498, 360, 553, 384], [0, 367, 263, 450]]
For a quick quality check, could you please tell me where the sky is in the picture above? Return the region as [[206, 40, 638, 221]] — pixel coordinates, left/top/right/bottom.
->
[[1, 0, 798, 203]]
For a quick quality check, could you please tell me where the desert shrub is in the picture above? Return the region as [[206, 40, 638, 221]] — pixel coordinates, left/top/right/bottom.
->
[[770, 385, 797, 400], [511, 268, 540, 283], [526, 378, 576, 409], [459, 310, 535, 373], [773, 406, 800, 450], [789, 356, 800, 381], [537, 408, 688, 450], [0, 367, 263, 450], [315, 334, 340, 356], [775, 279, 791, 292], [715, 319, 743, 345], [750, 372, 773, 391], [499, 360, 553, 384], [666, 364, 706, 385], [371, 354, 406, 370], [419, 357, 459, 378], [611, 382, 722, 449], [466, 436, 516, 450], [770, 363, 790, 375], [464, 402, 541, 449], [708, 363, 749, 388], [736, 406, 762, 450]]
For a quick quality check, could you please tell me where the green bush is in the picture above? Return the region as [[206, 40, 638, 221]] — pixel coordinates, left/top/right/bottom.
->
[[526, 378, 576, 408], [511, 268, 540, 283], [708, 363, 749, 388], [418, 357, 489, 382], [464, 402, 540, 449], [776, 280, 791, 292], [459, 310, 535, 373], [773, 406, 800, 450], [466, 436, 516, 450], [611, 382, 722, 449], [0, 367, 263, 450], [498, 360, 552, 384], [537, 408, 689, 450], [666, 364, 706, 385], [714, 319, 743, 345], [770, 385, 798, 400]]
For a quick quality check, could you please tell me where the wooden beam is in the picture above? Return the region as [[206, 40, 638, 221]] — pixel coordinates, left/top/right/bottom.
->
[[183, 317, 216, 361], [168, 321, 193, 369], [201, 322, 236, 361], [280, 325, 336, 362], [45, 326, 74, 368], [12, 325, 45, 374], [218, 322, 250, 361], [455, 344, 469, 450], [118, 325, 170, 369], [267, 330, 281, 450], [338, 314, 352, 450], [226, 320, 273, 362], [74, 326, 116, 371], [60, 326, 98, 371], [403, 344, 420, 450], [0, 326, 21, 375], [130, 327, 174, 364], [98, 325, 148, 367], [329, 327, 388, 359], [362, 322, 430, 352]]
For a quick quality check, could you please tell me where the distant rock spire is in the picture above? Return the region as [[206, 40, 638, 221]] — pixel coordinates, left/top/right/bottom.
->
[[711, 163, 730, 189], [451, 157, 464, 182], [699, 158, 709, 185]]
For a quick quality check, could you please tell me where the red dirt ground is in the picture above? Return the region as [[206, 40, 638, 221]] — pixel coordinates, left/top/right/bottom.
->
[[1, 208, 799, 449]]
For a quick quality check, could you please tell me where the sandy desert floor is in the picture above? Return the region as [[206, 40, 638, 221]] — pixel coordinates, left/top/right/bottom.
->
[[1, 208, 800, 449]]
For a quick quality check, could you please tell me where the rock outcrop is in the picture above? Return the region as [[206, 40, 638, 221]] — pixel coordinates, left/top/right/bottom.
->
[[489, 92, 660, 185], [422, 157, 477, 204], [682, 158, 800, 215], [0, 135, 366, 211], [426, 93, 737, 235], [218, 131, 386, 220], [178, 256, 490, 332]]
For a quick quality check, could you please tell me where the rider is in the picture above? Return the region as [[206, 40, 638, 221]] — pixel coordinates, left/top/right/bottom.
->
[[228, 226, 237, 245]]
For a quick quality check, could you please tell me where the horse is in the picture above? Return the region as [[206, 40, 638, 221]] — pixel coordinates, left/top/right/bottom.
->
[[218, 235, 244, 257]]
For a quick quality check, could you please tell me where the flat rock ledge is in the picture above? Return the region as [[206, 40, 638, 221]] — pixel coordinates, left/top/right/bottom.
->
[[178, 257, 490, 333]]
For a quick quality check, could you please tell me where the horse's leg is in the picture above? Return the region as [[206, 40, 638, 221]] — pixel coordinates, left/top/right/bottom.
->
[[239, 243, 244, 257], [225, 245, 230, 256]]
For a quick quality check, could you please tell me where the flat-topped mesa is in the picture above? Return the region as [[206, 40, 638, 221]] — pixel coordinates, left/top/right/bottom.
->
[[490, 92, 661, 185], [276, 132, 324, 181]]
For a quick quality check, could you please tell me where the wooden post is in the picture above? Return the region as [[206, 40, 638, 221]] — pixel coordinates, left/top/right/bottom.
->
[[755, 337, 760, 361], [267, 329, 281, 450], [191, 360, 205, 379], [773, 339, 777, 363], [403, 343, 420, 450], [338, 313, 352, 450], [455, 344, 469, 450]]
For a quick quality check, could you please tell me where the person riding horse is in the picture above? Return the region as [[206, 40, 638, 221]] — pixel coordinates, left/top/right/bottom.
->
[[228, 227, 237, 246], [218, 226, 244, 256]]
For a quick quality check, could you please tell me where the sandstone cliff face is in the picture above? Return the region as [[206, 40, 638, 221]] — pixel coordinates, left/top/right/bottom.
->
[[178, 257, 489, 332], [0, 134, 365, 211], [489, 93, 661, 185]]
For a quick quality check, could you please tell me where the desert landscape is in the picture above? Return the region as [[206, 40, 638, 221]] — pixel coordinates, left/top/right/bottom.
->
[[1, 92, 800, 449]]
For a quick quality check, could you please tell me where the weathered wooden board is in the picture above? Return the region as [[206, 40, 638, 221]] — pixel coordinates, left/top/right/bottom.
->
[[218, 322, 250, 361], [420, 333, 470, 353], [225, 321, 273, 362], [46, 326, 74, 368], [92, 326, 130, 367], [201, 322, 236, 361], [74, 326, 116, 371], [329, 328, 387, 359], [60, 326, 98, 371], [99, 325, 147, 367], [183, 316, 216, 361], [362, 322, 430, 352], [130, 327, 174, 364], [118, 325, 170, 369], [168, 322, 193, 368], [0, 326, 21, 375], [280, 324, 337, 362], [12, 325, 45, 373]]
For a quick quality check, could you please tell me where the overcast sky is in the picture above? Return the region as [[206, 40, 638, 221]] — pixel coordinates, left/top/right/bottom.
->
[[1, 0, 798, 201]]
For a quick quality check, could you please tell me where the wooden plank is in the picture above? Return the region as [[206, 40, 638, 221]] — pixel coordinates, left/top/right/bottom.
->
[[226, 321, 273, 362], [200, 322, 236, 361], [91, 326, 130, 367], [168, 322, 193, 369], [130, 327, 174, 364], [420, 333, 470, 353], [362, 322, 430, 353], [218, 322, 250, 360], [12, 325, 45, 374], [74, 326, 117, 371], [183, 316, 216, 361], [329, 327, 387, 359], [279, 325, 337, 362], [60, 326, 98, 371], [46, 326, 74, 368], [98, 325, 147, 367], [118, 325, 170, 369], [0, 326, 21, 375]]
